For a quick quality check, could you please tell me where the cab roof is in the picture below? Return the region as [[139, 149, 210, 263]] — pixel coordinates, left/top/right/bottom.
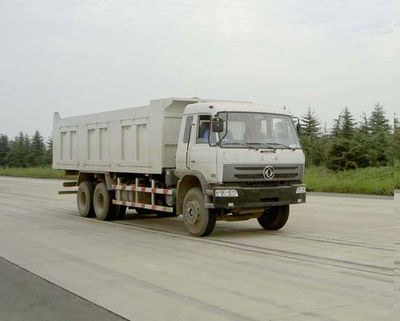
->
[[184, 100, 289, 116]]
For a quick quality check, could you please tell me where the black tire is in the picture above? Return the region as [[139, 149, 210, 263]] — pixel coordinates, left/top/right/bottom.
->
[[257, 205, 289, 230], [114, 205, 127, 220], [93, 182, 115, 221], [77, 181, 95, 218], [182, 187, 216, 237]]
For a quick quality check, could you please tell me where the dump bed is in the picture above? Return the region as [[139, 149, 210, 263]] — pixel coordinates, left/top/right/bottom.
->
[[53, 98, 201, 174]]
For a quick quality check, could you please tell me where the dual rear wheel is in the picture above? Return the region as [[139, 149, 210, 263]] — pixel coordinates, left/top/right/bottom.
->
[[77, 181, 95, 218], [77, 181, 126, 221]]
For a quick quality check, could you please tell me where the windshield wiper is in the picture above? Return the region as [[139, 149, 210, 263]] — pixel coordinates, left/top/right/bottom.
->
[[222, 142, 262, 150], [221, 141, 296, 151], [246, 142, 277, 150], [265, 142, 296, 150]]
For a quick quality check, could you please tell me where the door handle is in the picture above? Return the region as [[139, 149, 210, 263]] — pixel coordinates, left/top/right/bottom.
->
[[190, 160, 196, 163]]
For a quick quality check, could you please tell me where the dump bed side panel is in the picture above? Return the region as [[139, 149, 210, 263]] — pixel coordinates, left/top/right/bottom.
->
[[53, 102, 159, 174], [53, 98, 199, 174]]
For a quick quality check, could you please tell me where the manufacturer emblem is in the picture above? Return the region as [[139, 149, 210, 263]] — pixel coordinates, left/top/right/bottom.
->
[[263, 165, 275, 180]]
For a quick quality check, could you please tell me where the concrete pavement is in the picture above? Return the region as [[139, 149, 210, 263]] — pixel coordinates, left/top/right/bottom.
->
[[0, 257, 126, 321], [0, 176, 396, 320]]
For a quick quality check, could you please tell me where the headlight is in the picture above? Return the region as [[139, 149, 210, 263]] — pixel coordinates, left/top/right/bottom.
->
[[214, 189, 239, 197], [296, 186, 306, 194]]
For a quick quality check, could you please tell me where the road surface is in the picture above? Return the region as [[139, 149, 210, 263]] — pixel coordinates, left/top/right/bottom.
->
[[0, 177, 396, 321]]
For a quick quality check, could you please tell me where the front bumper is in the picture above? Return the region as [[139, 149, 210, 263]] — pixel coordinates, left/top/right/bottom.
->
[[210, 184, 306, 209]]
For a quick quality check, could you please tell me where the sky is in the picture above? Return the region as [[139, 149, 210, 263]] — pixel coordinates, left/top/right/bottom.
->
[[0, 0, 398, 139]]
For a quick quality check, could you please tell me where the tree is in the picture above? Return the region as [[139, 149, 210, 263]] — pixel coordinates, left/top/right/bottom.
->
[[301, 107, 320, 137], [359, 112, 369, 133], [327, 138, 357, 170], [369, 103, 390, 134], [331, 107, 355, 139], [368, 103, 390, 166], [392, 114, 400, 163], [340, 107, 355, 139], [29, 130, 46, 166], [349, 131, 372, 168], [331, 117, 341, 138], [6, 132, 30, 167], [300, 107, 324, 166], [0, 134, 9, 166], [327, 108, 357, 170], [44, 135, 53, 165]]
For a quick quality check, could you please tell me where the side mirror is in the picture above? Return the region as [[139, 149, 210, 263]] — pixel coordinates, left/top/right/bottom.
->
[[212, 117, 224, 132]]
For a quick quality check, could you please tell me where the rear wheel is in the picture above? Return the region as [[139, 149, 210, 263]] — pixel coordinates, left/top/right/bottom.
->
[[77, 181, 95, 217], [182, 187, 216, 237], [257, 205, 289, 230], [93, 182, 115, 221]]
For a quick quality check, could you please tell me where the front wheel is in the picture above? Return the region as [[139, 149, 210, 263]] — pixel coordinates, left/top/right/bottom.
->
[[257, 205, 289, 230], [182, 187, 216, 237]]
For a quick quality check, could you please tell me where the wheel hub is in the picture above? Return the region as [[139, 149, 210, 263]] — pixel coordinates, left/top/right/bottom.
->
[[185, 201, 200, 224]]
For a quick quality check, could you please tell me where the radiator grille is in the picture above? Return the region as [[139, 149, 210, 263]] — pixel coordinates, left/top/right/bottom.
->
[[223, 164, 303, 182]]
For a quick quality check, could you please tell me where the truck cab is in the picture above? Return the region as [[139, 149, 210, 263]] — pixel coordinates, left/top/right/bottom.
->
[[174, 101, 306, 236]]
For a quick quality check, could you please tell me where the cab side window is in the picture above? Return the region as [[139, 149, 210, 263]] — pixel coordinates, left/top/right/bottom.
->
[[196, 115, 211, 143]]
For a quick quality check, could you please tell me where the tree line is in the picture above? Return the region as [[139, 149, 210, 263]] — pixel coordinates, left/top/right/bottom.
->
[[0, 102, 398, 171], [0, 131, 52, 167], [300, 103, 400, 170]]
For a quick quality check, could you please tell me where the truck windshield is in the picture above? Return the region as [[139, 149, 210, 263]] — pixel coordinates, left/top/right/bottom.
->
[[217, 112, 301, 149]]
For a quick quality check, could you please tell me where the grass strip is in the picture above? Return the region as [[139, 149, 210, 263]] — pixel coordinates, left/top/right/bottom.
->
[[0, 167, 71, 179], [0, 166, 398, 196], [304, 166, 399, 196]]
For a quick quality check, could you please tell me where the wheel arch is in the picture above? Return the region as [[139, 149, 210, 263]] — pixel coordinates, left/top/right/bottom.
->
[[176, 173, 207, 215], [77, 172, 115, 190], [78, 172, 95, 186]]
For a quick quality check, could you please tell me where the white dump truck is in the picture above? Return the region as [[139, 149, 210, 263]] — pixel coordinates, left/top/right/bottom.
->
[[54, 97, 306, 236]]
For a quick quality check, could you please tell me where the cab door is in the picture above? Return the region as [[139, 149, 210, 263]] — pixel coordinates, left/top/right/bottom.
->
[[187, 115, 218, 183]]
